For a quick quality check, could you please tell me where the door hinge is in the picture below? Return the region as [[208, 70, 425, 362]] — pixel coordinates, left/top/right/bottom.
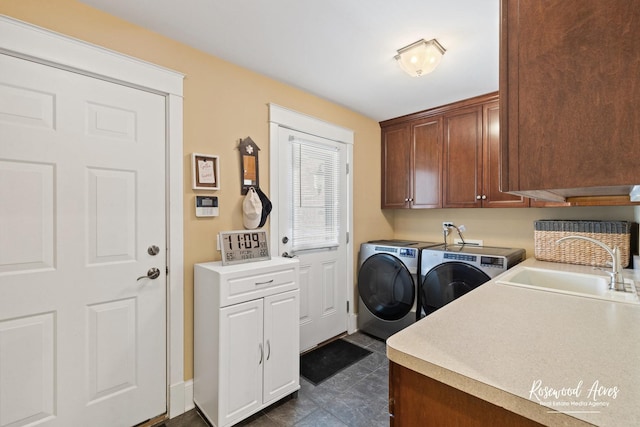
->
[[166, 266, 169, 275], [346, 231, 349, 244], [346, 163, 350, 174], [347, 300, 350, 313]]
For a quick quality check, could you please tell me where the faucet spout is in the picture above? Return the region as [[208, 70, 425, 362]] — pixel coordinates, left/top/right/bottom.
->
[[556, 236, 626, 291]]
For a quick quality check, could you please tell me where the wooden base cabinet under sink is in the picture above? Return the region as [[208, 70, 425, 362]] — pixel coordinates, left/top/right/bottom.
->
[[194, 257, 300, 427], [389, 362, 544, 427]]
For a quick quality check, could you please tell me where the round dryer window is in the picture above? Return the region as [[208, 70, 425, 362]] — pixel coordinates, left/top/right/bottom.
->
[[419, 262, 490, 317], [358, 253, 415, 321]]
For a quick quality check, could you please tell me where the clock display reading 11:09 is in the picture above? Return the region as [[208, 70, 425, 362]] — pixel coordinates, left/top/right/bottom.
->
[[220, 231, 270, 265]]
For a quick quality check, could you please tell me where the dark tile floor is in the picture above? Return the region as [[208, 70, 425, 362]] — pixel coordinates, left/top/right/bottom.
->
[[164, 332, 389, 427]]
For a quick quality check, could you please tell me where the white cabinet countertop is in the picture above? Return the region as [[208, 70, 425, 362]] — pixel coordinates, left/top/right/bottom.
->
[[386, 258, 640, 427]]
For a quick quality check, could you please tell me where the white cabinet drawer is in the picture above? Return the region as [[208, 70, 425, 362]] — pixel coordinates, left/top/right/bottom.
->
[[194, 257, 300, 307], [222, 267, 297, 306]]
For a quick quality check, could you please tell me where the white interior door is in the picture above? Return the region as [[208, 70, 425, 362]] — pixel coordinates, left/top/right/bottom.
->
[[277, 129, 348, 351], [0, 53, 166, 426]]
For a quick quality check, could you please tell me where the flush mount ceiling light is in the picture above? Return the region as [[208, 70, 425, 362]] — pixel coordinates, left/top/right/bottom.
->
[[394, 38, 446, 77]]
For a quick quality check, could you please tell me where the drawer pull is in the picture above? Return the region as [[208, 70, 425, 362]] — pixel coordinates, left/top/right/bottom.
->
[[255, 279, 274, 286]]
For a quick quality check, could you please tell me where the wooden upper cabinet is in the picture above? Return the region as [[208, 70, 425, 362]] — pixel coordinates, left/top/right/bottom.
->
[[381, 123, 412, 208], [412, 117, 442, 208], [482, 101, 528, 208], [500, 0, 640, 199], [442, 98, 528, 208], [443, 106, 483, 208], [381, 118, 442, 209]]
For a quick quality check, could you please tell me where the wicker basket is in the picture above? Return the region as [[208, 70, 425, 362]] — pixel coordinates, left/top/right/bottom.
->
[[534, 220, 631, 268]]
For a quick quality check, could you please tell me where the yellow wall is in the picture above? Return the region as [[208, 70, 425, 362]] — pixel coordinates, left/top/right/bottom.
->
[[3, 0, 635, 384], [392, 206, 636, 257], [0, 0, 392, 381]]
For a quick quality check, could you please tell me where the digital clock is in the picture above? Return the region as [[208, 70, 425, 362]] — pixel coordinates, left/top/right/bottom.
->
[[219, 230, 271, 266]]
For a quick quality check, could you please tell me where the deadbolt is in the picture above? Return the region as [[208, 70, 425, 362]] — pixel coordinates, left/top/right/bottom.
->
[[282, 236, 289, 244], [148, 245, 160, 256]]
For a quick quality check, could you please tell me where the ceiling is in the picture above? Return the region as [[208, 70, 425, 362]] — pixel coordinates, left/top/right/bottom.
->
[[79, 0, 499, 122]]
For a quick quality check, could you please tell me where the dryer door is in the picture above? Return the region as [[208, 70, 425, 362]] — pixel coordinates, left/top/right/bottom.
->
[[358, 253, 415, 321], [419, 262, 490, 317]]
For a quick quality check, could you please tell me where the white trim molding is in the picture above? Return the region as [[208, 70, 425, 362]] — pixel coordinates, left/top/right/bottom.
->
[[0, 15, 187, 418]]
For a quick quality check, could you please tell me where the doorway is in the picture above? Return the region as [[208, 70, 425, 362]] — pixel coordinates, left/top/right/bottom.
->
[[268, 104, 354, 352], [0, 16, 185, 424]]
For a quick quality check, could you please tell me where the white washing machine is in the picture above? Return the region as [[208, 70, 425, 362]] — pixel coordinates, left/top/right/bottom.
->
[[357, 239, 440, 340], [418, 244, 526, 318]]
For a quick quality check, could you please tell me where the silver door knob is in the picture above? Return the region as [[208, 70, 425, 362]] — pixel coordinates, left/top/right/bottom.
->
[[137, 267, 161, 281], [147, 245, 160, 256]]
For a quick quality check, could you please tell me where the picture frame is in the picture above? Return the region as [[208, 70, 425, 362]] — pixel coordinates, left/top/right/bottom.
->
[[191, 153, 220, 190]]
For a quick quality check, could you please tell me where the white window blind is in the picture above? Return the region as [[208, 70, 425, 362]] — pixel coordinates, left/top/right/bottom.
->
[[290, 137, 340, 252]]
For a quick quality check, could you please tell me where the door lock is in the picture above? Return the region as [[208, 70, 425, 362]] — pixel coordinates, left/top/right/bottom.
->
[[137, 267, 161, 281], [147, 245, 160, 256], [282, 236, 289, 244]]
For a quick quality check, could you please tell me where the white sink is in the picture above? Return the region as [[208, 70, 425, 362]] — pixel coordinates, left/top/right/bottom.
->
[[496, 266, 640, 304]]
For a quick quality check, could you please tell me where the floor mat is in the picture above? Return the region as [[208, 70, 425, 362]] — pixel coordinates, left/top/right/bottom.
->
[[300, 339, 373, 385]]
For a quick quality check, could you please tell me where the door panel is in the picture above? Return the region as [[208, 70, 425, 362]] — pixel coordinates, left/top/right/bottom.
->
[[263, 290, 299, 404], [0, 161, 55, 273], [219, 299, 263, 423], [0, 54, 166, 426], [0, 313, 55, 427], [277, 129, 348, 352]]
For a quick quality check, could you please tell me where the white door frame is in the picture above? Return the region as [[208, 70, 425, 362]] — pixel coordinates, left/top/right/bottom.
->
[[0, 16, 187, 418], [268, 104, 357, 335]]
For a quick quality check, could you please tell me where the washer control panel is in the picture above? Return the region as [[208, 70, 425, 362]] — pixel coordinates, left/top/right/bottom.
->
[[443, 253, 506, 269]]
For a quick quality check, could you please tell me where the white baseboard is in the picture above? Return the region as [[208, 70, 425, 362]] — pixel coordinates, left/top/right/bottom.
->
[[168, 380, 194, 419], [348, 313, 358, 334], [184, 380, 195, 411], [168, 381, 185, 418]]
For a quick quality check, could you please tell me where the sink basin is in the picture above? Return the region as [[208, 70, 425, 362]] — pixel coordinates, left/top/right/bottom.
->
[[496, 266, 640, 304]]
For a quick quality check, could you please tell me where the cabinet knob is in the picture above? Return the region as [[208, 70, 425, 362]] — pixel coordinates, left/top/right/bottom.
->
[[482, 195, 487, 200], [476, 195, 481, 200]]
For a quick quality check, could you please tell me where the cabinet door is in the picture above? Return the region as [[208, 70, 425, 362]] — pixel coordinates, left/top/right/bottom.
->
[[412, 117, 442, 208], [482, 102, 528, 208], [501, 0, 640, 194], [381, 124, 411, 208], [219, 299, 263, 425], [443, 107, 483, 208], [263, 290, 300, 405]]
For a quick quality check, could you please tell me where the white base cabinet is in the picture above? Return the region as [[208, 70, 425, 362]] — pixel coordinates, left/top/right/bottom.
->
[[194, 257, 300, 427]]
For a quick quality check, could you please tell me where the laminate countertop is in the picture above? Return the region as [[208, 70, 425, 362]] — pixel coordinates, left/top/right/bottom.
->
[[386, 258, 640, 427]]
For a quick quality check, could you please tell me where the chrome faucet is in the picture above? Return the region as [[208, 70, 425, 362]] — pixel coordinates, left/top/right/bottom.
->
[[556, 236, 626, 291]]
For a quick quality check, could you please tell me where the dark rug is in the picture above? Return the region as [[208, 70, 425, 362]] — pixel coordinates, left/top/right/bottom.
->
[[300, 339, 372, 385]]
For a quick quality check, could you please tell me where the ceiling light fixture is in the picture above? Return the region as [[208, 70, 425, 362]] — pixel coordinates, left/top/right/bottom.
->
[[394, 38, 446, 77]]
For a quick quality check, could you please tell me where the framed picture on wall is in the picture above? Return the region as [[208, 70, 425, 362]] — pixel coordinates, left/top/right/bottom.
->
[[192, 153, 220, 190]]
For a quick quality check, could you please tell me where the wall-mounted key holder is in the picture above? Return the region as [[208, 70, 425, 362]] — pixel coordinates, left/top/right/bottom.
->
[[238, 137, 260, 195]]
